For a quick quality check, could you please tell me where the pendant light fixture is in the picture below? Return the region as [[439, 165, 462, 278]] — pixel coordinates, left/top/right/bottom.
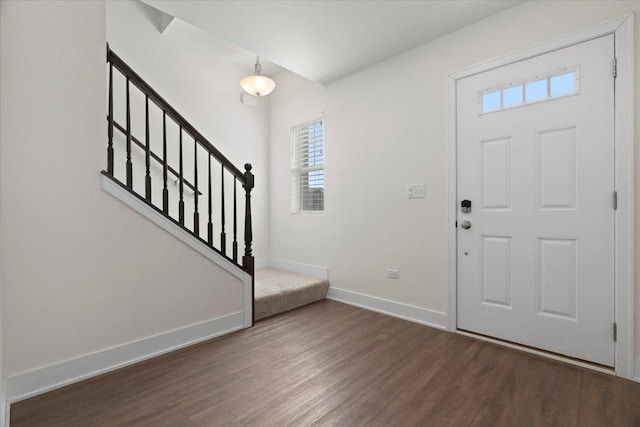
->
[[240, 56, 276, 97]]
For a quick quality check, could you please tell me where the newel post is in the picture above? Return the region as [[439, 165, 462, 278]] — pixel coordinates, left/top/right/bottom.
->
[[242, 163, 255, 325], [242, 163, 255, 266]]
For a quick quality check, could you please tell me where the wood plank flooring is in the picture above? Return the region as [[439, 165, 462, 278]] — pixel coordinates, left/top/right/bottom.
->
[[10, 300, 640, 426]]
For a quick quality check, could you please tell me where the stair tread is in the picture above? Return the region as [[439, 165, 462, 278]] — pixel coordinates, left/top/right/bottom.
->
[[254, 268, 329, 320]]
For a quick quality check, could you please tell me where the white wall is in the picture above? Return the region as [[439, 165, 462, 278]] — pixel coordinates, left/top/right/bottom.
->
[[269, 1, 640, 354], [107, 0, 270, 259], [0, 0, 250, 387]]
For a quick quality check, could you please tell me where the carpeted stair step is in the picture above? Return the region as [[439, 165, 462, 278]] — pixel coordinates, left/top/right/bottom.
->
[[255, 268, 329, 320]]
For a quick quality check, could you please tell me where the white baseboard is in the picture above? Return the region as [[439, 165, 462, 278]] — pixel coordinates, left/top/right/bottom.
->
[[254, 258, 270, 270], [259, 258, 329, 280], [634, 357, 640, 383], [327, 287, 447, 330], [6, 311, 244, 403], [1, 379, 6, 427]]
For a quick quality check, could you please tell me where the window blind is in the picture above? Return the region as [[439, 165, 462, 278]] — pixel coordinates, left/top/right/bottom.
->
[[291, 118, 324, 213]]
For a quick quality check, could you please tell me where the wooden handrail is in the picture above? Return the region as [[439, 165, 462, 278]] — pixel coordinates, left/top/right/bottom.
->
[[107, 47, 246, 181]]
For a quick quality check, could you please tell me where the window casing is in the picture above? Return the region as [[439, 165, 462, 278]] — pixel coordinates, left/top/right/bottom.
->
[[291, 117, 324, 213]]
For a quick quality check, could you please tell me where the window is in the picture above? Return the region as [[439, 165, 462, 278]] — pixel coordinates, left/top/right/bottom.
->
[[479, 67, 578, 113], [291, 117, 324, 213]]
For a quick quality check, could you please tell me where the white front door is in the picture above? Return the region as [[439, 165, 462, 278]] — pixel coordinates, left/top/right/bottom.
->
[[456, 35, 615, 366]]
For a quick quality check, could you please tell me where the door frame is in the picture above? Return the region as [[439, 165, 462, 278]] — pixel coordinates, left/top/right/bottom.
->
[[447, 14, 635, 379]]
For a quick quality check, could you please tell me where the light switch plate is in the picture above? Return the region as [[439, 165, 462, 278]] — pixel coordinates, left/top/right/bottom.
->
[[386, 268, 399, 279], [407, 184, 425, 199]]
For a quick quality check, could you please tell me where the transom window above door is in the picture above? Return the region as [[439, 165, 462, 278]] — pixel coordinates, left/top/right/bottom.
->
[[479, 66, 578, 114]]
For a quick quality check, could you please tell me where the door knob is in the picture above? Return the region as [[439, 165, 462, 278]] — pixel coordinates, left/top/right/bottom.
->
[[460, 220, 471, 229]]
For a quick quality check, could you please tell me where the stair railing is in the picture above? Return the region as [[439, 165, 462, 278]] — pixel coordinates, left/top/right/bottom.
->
[[104, 45, 255, 283]]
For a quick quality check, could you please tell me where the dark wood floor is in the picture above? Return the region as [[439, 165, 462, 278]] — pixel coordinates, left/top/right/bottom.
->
[[10, 300, 640, 426]]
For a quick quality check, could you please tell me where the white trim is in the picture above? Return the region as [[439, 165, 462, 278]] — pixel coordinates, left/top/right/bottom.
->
[[243, 273, 252, 328], [457, 330, 615, 376], [101, 173, 253, 328], [634, 358, 640, 383], [5, 311, 244, 403], [1, 380, 6, 427], [448, 14, 632, 81], [327, 287, 447, 330], [612, 13, 635, 382], [447, 14, 635, 378], [268, 258, 329, 280], [447, 56, 459, 333], [254, 258, 270, 270], [288, 111, 324, 130]]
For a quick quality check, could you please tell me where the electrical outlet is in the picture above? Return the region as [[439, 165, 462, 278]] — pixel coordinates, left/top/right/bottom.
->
[[386, 268, 399, 279], [407, 184, 425, 199]]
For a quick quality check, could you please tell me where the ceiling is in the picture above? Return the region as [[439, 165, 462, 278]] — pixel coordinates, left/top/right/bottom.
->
[[142, 0, 524, 84]]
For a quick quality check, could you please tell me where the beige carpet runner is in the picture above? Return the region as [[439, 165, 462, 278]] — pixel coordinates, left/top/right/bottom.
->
[[254, 268, 329, 320]]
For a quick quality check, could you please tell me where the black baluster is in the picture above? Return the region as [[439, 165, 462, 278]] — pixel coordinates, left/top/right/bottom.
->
[[207, 156, 213, 246], [125, 77, 132, 189], [220, 166, 226, 255], [162, 111, 168, 214], [243, 163, 254, 260], [178, 127, 184, 225], [193, 141, 199, 235], [233, 177, 238, 263], [107, 62, 114, 175], [144, 95, 151, 202]]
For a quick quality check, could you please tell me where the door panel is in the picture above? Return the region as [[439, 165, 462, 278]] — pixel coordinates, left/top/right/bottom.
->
[[537, 237, 577, 320], [482, 138, 511, 210], [457, 35, 615, 366], [482, 235, 512, 308], [537, 127, 577, 210]]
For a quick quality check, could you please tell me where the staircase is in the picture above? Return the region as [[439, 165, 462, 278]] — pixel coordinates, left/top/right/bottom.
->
[[104, 45, 255, 322]]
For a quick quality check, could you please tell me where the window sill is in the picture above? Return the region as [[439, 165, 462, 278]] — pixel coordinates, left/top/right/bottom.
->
[[291, 211, 325, 216]]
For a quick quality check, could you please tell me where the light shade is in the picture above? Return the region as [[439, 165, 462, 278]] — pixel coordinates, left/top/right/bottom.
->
[[240, 56, 276, 97], [240, 75, 276, 97]]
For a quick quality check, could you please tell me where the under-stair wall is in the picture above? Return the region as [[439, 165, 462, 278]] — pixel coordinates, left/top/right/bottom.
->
[[0, 0, 267, 409]]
